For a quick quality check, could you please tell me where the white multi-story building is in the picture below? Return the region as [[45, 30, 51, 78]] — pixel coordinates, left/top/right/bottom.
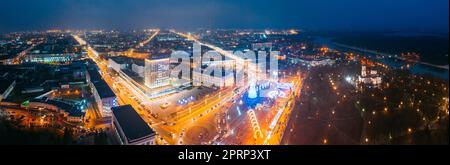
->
[[87, 68, 118, 118], [108, 56, 129, 73], [193, 71, 234, 87], [144, 55, 171, 89]]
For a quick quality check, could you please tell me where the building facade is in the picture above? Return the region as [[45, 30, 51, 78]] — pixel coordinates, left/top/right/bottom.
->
[[87, 68, 118, 118], [25, 53, 82, 63], [144, 56, 171, 89], [193, 71, 234, 87], [108, 56, 129, 73], [27, 97, 84, 123], [132, 63, 145, 78]]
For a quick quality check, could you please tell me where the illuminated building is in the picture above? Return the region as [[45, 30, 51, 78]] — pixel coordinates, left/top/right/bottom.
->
[[24, 34, 83, 63], [358, 65, 382, 88], [112, 105, 156, 145], [87, 68, 118, 118], [25, 53, 82, 63], [192, 71, 234, 87], [288, 57, 335, 67], [252, 42, 273, 51], [27, 97, 85, 123], [132, 60, 145, 78], [169, 51, 192, 87], [361, 65, 367, 77], [108, 56, 130, 73], [144, 55, 171, 89], [202, 59, 236, 69], [310, 58, 335, 67]]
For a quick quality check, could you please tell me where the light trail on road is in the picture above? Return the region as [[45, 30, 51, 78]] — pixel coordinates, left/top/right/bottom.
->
[[126, 30, 160, 59]]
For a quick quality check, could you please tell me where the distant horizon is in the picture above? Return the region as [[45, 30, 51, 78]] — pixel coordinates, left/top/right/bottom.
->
[[1, 28, 449, 36], [1, 0, 448, 34]]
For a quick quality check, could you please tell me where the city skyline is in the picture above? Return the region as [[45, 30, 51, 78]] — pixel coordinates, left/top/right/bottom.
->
[[1, 0, 448, 149], [0, 0, 449, 33]]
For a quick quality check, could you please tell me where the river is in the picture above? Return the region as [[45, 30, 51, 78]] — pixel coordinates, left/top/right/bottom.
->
[[315, 37, 449, 80]]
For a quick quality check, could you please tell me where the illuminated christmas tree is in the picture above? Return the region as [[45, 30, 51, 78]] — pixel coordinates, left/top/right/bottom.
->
[[248, 79, 257, 99]]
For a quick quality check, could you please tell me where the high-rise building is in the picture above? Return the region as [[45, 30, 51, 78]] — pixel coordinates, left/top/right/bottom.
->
[[144, 55, 171, 89]]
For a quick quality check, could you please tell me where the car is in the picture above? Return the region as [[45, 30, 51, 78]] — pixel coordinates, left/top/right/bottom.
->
[[152, 113, 159, 119]]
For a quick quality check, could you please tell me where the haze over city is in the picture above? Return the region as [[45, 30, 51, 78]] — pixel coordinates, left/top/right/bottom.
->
[[0, 0, 448, 33]]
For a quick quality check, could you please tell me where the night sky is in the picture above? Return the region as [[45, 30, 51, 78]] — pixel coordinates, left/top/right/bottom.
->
[[0, 0, 448, 33]]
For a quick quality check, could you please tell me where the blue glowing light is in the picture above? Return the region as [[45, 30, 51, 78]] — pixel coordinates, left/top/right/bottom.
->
[[177, 96, 196, 105], [248, 80, 257, 99]]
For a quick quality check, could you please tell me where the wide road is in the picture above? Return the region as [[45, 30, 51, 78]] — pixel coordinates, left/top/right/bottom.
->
[[74, 32, 241, 145], [126, 30, 160, 59], [171, 30, 306, 145], [73, 33, 179, 144]]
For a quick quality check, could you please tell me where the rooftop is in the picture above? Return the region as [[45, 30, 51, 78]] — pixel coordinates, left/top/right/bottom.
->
[[30, 97, 84, 117], [148, 54, 170, 60], [132, 59, 145, 66], [87, 68, 103, 83], [112, 105, 155, 143], [87, 68, 116, 99], [109, 56, 131, 64], [94, 79, 116, 99]]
